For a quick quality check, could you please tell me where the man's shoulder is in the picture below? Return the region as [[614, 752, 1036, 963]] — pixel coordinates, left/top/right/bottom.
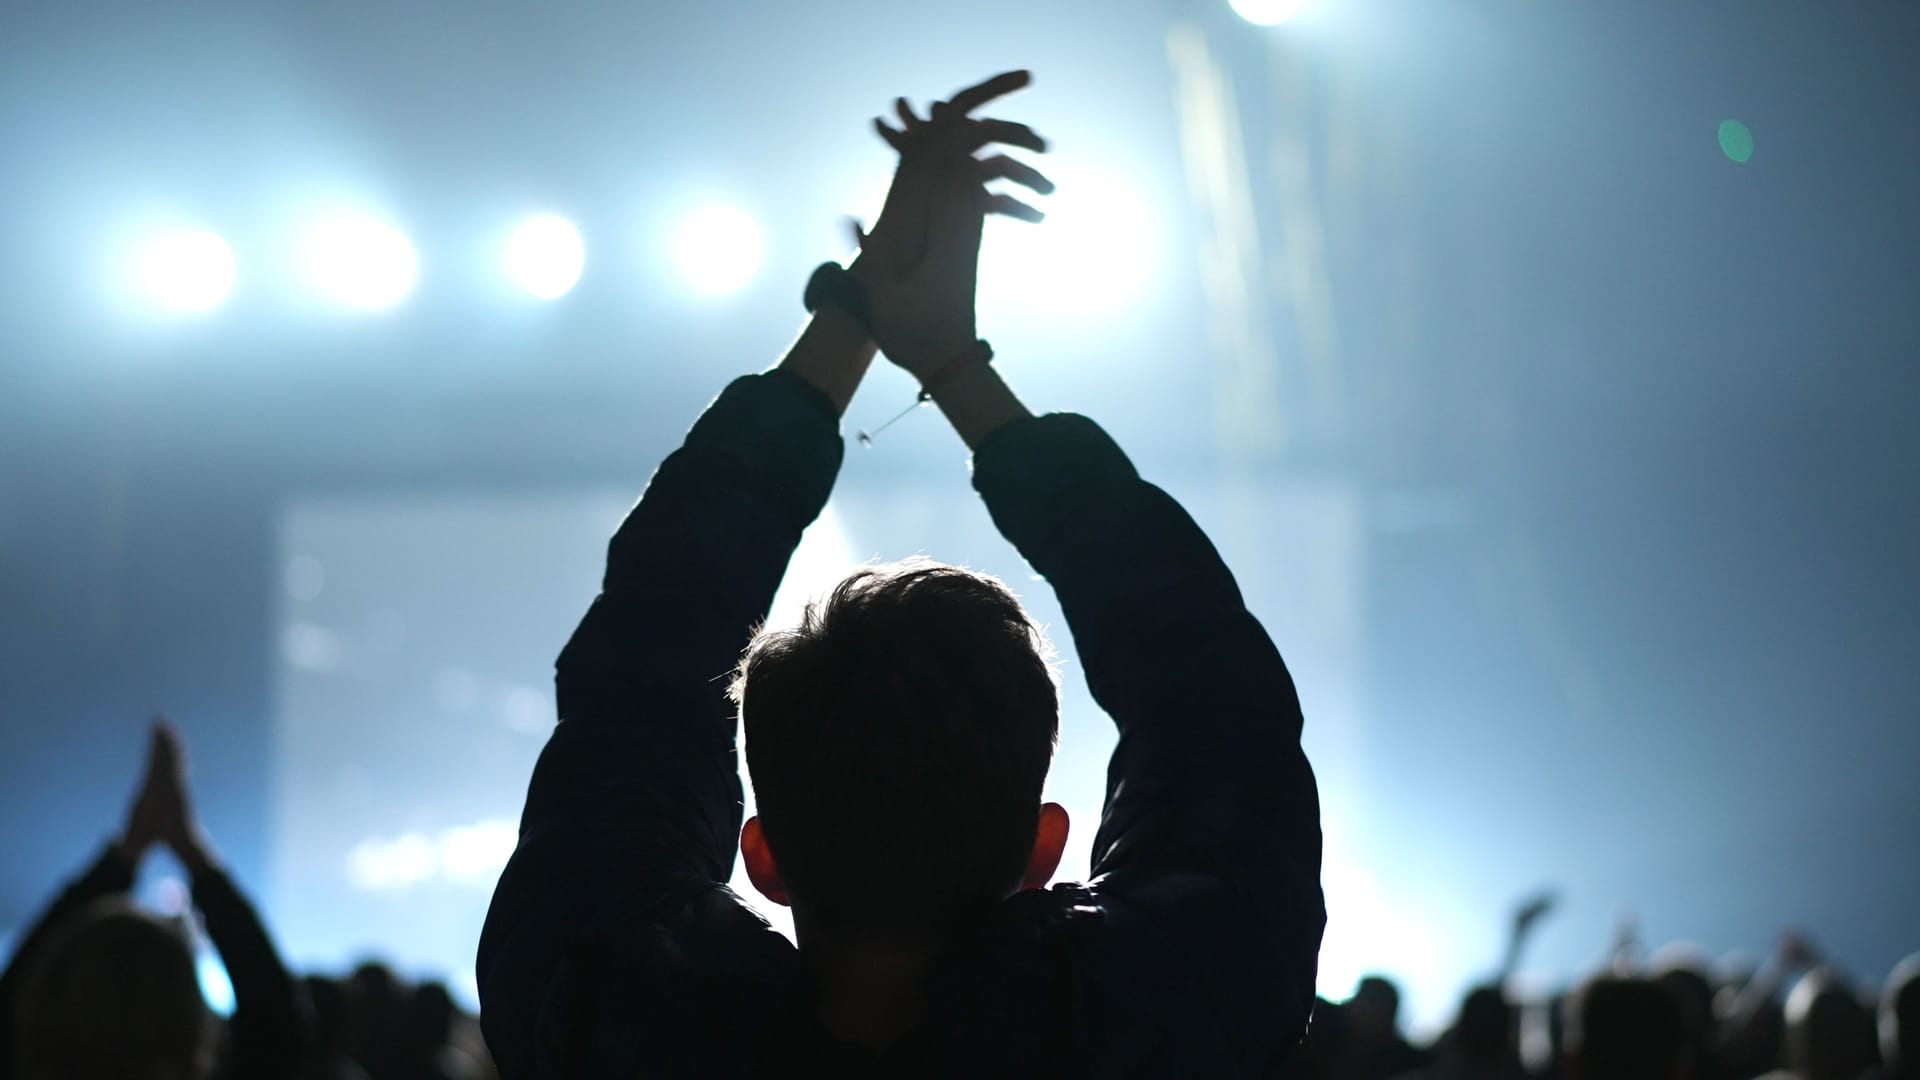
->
[[524, 884, 798, 1076], [934, 876, 1313, 1074]]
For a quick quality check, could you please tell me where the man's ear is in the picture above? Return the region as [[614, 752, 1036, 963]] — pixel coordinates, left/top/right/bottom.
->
[[1021, 802, 1070, 891], [740, 816, 790, 907]]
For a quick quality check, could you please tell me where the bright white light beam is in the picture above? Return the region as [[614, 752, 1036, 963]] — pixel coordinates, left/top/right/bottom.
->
[[673, 205, 763, 296], [307, 217, 418, 309], [138, 230, 236, 313], [507, 213, 585, 299]]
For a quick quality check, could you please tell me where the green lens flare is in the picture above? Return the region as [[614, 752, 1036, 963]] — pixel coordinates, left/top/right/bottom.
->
[[1719, 120, 1754, 164]]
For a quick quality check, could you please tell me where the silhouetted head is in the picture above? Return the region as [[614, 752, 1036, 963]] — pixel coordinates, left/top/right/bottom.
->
[[405, 980, 458, 1058], [1349, 975, 1403, 1041], [1561, 974, 1689, 1080], [1882, 954, 1920, 1076], [1784, 969, 1877, 1080], [1654, 962, 1716, 1055], [302, 974, 354, 1053], [733, 560, 1065, 940], [1457, 984, 1514, 1059], [347, 960, 409, 1072], [16, 899, 213, 1080]]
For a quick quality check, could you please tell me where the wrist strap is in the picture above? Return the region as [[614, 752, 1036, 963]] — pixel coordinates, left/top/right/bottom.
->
[[803, 262, 872, 334], [918, 339, 994, 398]]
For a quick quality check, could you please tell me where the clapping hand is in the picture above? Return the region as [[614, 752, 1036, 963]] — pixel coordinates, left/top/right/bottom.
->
[[120, 718, 214, 875], [851, 71, 1054, 378]]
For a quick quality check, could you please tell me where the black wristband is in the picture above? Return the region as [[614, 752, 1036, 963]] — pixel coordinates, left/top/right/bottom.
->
[[803, 262, 872, 334]]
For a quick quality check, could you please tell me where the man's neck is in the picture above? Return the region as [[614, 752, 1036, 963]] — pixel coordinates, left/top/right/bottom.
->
[[804, 933, 945, 1049]]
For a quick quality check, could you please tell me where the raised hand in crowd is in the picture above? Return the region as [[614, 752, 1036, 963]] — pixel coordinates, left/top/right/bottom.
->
[[0, 718, 307, 1080]]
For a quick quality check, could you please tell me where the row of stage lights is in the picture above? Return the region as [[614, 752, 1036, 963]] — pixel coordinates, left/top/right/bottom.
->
[[119, 2, 1305, 318], [123, 0, 1299, 318], [132, 206, 766, 315], [125, 171, 1158, 320]]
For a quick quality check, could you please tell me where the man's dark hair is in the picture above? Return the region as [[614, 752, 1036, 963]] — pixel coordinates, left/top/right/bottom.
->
[[733, 559, 1059, 935], [1562, 975, 1688, 1080]]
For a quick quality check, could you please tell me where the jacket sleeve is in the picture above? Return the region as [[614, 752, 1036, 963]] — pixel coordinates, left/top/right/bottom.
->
[[192, 865, 308, 1080], [971, 414, 1325, 1061], [477, 372, 843, 1080], [0, 845, 136, 1080]]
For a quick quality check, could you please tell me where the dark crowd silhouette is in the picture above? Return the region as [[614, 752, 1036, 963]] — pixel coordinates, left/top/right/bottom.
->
[[3, 71, 1911, 1079], [0, 722, 496, 1080], [1295, 895, 1918, 1080], [3, 722, 1911, 1079]]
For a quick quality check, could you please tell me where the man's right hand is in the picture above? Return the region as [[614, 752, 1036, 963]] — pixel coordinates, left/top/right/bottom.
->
[[852, 71, 1053, 379]]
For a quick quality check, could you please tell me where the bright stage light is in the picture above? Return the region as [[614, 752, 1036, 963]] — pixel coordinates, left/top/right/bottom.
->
[[979, 164, 1156, 317], [1230, 0, 1311, 25], [138, 230, 236, 313], [306, 217, 417, 309], [507, 213, 585, 299], [673, 205, 763, 296]]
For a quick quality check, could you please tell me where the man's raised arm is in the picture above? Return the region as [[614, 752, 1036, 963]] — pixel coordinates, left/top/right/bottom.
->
[[938, 363, 1323, 1064], [475, 307, 869, 1078], [476, 73, 1061, 1073], [861, 76, 1324, 1068]]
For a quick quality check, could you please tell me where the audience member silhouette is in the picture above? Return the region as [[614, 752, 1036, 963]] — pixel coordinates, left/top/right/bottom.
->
[[298, 974, 369, 1080], [343, 962, 411, 1080], [1341, 975, 1433, 1080], [1760, 970, 1880, 1080], [0, 720, 306, 1080], [476, 70, 1325, 1077], [401, 981, 487, 1080], [1721, 933, 1823, 1078], [1873, 954, 1920, 1080], [1559, 974, 1689, 1080], [1655, 960, 1722, 1080]]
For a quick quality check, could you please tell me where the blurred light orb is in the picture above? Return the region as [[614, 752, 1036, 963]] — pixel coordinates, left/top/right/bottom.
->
[[139, 230, 236, 313], [674, 205, 763, 296], [980, 165, 1156, 316], [1230, 0, 1311, 25], [307, 217, 417, 309], [507, 213, 585, 299]]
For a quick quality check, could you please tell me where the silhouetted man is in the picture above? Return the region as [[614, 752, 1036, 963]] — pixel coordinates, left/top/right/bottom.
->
[[1760, 970, 1879, 1080], [1342, 975, 1431, 1080], [1873, 954, 1920, 1080], [1561, 975, 1689, 1080], [478, 72, 1325, 1076], [0, 721, 306, 1080]]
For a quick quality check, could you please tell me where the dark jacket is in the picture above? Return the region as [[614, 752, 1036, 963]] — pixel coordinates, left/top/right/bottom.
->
[[0, 844, 308, 1080], [478, 371, 1325, 1077]]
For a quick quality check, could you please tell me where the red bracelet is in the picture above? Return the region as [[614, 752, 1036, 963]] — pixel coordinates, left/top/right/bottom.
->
[[917, 339, 995, 397]]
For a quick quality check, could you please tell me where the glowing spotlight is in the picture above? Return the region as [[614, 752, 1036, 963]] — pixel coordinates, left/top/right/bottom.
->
[[507, 213, 585, 299], [979, 164, 1156, 316], [138, 230, 236, 313], [673, 205, 763, 296], [1230, 0, 1311, 25], [307, 217, 417, 309]]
